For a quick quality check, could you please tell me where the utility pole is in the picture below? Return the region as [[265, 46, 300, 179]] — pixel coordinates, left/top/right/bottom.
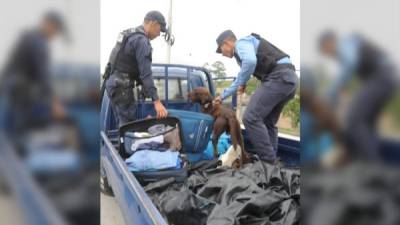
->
[[167, 0, 173, 63]]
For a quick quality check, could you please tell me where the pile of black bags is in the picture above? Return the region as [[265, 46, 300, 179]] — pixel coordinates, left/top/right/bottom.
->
[[144, 159, 300, 225]]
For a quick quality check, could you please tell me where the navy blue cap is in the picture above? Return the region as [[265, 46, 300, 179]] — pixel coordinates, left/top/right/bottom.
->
[[43, 10, 70, 42], [145, 10, 167, 32], [44, 10, 66, 32], [216, 30, 236, 53], [318, 30, 337, 49]]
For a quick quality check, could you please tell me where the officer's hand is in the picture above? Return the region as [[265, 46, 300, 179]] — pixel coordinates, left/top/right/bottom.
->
[[154, 100, 168, 119], [52, 98, 67, 120], [237, 85, 246, 95]]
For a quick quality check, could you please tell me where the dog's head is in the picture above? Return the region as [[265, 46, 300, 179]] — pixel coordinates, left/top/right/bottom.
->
[[188, 87, 214, 109]]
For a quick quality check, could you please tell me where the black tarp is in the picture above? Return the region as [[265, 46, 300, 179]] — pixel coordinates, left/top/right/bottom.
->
[[302, 162, 400, 225], [144, 159, 300, 225]]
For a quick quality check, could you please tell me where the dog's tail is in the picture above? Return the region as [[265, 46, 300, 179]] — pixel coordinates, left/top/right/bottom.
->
[[228, 117, 244, 152]]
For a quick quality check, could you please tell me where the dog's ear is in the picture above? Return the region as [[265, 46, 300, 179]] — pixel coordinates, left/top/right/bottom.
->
[[199, 94, 213, 105], [188, 91, 199, 103]]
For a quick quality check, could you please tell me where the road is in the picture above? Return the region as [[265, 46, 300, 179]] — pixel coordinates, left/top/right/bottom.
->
[[0, 174, 24, 225], [101, 192, 125, 225]]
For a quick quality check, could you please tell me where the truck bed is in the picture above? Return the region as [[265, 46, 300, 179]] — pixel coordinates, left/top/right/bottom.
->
[[101, 129, 300, 225]]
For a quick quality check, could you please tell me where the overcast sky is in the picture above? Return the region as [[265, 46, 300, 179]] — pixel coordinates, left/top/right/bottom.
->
[[0, 0, 99, 68], [101, 0, 300, 76], [302, 0, 400, 68]]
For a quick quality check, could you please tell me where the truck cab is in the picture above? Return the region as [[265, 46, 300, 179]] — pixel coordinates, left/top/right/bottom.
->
[[101, 64, 215, 132]]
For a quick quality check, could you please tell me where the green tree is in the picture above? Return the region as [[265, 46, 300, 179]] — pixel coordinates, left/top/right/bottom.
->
[[204, 61, 227, 79], [204, 61, 227, 91]]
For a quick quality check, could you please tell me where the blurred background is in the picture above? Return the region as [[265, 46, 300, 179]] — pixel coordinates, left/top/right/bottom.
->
[[301, 0, 400, 224], [0, 1, 100, 225]]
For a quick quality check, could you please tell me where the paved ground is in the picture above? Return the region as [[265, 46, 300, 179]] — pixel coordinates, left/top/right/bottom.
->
[[0, 192, 25, 225], [0, 189, 126, 225], [101, 192, 125, 225]]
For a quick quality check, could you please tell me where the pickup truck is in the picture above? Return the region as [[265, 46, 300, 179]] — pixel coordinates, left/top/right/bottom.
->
[[100, 64, 301, 225]]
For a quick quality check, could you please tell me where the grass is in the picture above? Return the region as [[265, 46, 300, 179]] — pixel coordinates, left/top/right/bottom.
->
[[277, 127, 300, 137]]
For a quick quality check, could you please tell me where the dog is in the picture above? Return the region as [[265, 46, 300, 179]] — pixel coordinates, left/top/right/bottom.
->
[[188, 87, 250, 168]]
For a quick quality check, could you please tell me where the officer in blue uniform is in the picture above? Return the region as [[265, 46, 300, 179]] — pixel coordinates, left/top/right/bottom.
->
[[214, 30, 298, 164], [320, 31, 398, 159], [104, 11, 168, 127]]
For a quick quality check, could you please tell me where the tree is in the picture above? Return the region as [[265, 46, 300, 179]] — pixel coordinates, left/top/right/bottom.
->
[[203, 61, 226, 79]]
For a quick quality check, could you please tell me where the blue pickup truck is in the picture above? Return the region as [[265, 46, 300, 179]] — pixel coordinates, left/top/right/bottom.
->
[[100, 64, 300, 225]]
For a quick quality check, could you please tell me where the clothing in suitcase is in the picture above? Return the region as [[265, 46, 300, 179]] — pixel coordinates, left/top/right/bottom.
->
[[119, 117, 187, 185]]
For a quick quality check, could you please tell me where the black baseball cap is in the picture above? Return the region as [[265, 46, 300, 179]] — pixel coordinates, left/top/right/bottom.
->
[[216, 30, 236, 53], [145, 10, 167, 32], [43, 10, 71, 42], [43, 10, 66, 32]]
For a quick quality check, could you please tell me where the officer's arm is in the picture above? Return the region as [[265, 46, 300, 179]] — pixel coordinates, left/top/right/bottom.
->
[[134, 37, 160, 101], [221, 40, 257, 100], [327, 38, 359, 105]]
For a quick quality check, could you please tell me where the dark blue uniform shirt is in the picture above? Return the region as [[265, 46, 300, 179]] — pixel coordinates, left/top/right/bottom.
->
[[124, 26, 159, 101]]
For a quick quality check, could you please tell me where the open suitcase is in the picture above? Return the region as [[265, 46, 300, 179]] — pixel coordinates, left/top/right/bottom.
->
[[118, 110, 214, 185], [119, 117, 188, 185]]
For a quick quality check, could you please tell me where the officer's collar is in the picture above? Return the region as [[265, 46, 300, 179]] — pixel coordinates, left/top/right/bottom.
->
[[136, 25, 145, 33], [137, 25, 151, 39]]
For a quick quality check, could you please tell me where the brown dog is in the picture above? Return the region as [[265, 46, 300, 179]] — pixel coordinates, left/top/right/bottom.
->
[[188, 87, 250, 168]]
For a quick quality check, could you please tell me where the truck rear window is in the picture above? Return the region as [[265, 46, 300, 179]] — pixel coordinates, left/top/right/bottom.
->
[[154, 78, 189, 101]]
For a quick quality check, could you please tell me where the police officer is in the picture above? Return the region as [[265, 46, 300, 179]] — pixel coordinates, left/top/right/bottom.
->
[[214, 30, 298, 164], [320, 31, 398, 160], [0, 11, 67, 135], [104, 11, 168, 127]]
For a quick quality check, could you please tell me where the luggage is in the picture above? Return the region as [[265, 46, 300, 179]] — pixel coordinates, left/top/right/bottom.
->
[[167, 109, 214, 154], [119, 117, 188, 185]]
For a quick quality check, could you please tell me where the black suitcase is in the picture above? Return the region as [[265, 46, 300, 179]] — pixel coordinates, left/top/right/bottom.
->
[[119, 117, 188, 185]]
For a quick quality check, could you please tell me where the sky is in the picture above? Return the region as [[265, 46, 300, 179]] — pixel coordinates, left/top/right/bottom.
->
[[0, 0, 99, 67], [301, 0, 400, 67], [101, 0, 300, 76]]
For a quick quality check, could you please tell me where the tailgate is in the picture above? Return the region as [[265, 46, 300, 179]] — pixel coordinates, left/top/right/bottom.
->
[[100, 131, 167, 225], [0, 133, 68, 225]]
